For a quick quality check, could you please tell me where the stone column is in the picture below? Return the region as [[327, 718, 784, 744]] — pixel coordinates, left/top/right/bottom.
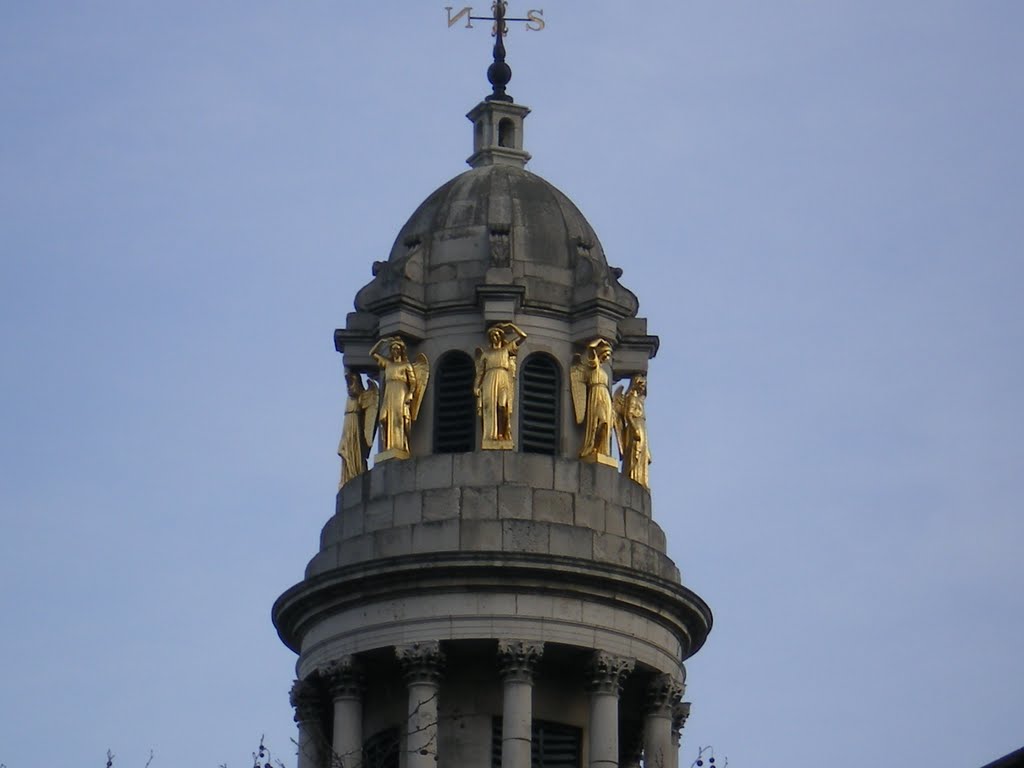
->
[[396, 641, 444, 768], [642, 674, 684, 768], [586, 651, 635, 768], [322, 656, 364, 768], [497, 639, 544, 768], [290, 677, 325, 768], [670, 701, 692, 768]]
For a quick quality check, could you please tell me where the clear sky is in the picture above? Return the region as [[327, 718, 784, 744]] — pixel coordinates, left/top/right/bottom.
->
[[1, 2, 1021, 767]]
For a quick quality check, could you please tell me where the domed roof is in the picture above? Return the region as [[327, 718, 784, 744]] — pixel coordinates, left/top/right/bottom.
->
[[353, 163, 639, 318]]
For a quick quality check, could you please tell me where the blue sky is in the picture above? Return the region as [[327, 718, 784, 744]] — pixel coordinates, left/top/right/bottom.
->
[[1, 2, 1021, 766]]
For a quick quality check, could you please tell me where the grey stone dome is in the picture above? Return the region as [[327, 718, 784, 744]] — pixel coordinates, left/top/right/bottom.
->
[[354, 164, 640, 319]]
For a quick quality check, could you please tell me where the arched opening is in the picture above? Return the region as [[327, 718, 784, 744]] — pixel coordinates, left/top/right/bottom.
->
[[518, 353, 561, 455], [363, 726, 399, 768], [498, 118, 516, 149], [433, 350, 476, 453]]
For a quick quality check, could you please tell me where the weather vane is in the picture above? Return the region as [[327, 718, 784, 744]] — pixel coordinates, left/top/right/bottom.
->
[[445, 3, 546, 102]]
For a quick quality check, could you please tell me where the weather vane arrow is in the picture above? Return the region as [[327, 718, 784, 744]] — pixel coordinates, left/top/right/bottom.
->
[[445, 3, 546, 102]]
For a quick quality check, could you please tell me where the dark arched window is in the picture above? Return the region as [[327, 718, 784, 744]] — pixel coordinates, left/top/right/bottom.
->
[[434, 350, 476, 453], [498, 117, 516, 148], [364, 726, 399, 768], [519, 353, 560, 455]]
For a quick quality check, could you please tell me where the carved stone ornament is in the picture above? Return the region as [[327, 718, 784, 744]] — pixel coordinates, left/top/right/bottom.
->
[[396, 640, 445, 685], [490, 226, 511, 267], [671, 701, 692, 747], [320, 655, 364, 700], [586, 650, 635, 695], [289, 677, 323, 724], [645, 673, 684, 717], [497, 639, 544, 683]]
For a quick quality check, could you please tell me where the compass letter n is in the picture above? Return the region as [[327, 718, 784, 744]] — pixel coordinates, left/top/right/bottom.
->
[[446, 6, 474, 28]]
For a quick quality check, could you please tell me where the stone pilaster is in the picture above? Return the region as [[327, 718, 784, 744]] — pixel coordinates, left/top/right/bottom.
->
[[642, 674, 684, 768], [290, 677, 326, 768], [396, 641, 445, 768], [498, 640, 544, 768], [586, 651, 635, 768], [322, 656, 364, 768]]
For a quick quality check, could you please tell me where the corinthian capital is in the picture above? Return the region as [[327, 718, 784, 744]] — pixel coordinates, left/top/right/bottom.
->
[[645, 673, 685, 717], [497, 639, 544, 683], [289, 676, 323, 723], [320, 655, 364, 699], [671, 701, 692, 747], [586, 650, 635, 695], [396, 640, 445, 685]]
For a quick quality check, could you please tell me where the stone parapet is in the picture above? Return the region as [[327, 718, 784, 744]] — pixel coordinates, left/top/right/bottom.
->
[[308, 454, 677, 582]]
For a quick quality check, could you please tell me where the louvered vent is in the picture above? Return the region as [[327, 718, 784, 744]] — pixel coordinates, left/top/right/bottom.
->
[[434, 351, 476, 453], [364, 727, 399, 768], [519, 354, 561, 455], [491, 718, 582, 768]]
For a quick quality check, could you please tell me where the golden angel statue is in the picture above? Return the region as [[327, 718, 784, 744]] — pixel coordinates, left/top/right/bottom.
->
[[370, 336, 429, 461], [570, 338, 617, 467], [338, 369, 379, 487], [613, 374, 652, 488], [474, 322, 528, 450]]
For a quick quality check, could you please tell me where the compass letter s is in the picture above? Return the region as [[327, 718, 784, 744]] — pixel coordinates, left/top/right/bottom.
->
[[525, 9, 544, 31], [446, 6, 474, 28]]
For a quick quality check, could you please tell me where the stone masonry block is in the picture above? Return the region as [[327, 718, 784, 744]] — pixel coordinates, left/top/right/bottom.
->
[[461, 486, 498, 519], [502, 520, 550, 554], [364, 498, 394, 532], [661, 558, 682, 583], [369, 461, 392, 499], [416, 453, 453, 490], [593, 532, 630, 567], [393, 492, 423, 526], [624, 508, 649, 544], [617, 472, 647, 517], [631, 541, 658, 574], [412, 520, 460, 553], [373, 526, 412, 559], [504, 453, 554, 488], [423, 487, 461, 522], [340, 505, 365, 540], [533, 489, 573, 525], [340, 474, 366, 510], [574, 495, 606, 531], [319, 515, 340, 549], [460, 519, 503, 551], [453, 452, 503, 486], [648, 522, 667, 553], [604, 505, 626, 537], [339, 534, 375, 565], [388, 457, 419, 494], [498, 485, 532, 520], [304, 548, 337, 579], [553, 459, 580, 493], [549, 523, 594, 560], [580, 462, 618, 500]]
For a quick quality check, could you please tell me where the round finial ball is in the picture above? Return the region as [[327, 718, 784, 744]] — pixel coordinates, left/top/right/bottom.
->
[[488, 61, 512, 88]]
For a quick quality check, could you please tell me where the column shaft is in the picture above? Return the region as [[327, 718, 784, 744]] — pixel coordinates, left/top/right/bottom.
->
[[406, 680, 439, 768], [589, 691, 620, 768], [642, 712, 673, 768], [332, 695, 363, 768], [502, 679, 532, 768]]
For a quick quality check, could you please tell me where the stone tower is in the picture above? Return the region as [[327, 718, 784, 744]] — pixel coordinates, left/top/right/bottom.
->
[[272, 26, 711, 768]]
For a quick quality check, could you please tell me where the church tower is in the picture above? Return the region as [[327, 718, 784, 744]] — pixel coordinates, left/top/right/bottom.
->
[[273, 12, 711, 768]]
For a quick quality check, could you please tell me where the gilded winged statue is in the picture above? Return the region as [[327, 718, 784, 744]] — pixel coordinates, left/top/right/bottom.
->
[[474, 322, 527, 450], [613, 374, 652, 489], [570, 338, 617, 467], [370, 336, 429, 461], [338, 370, 379, 486]]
